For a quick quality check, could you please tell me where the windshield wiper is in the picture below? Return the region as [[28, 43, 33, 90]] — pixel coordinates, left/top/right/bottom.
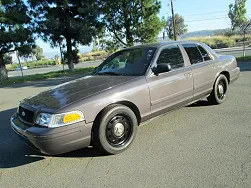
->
[[97, 72, 123, 76]]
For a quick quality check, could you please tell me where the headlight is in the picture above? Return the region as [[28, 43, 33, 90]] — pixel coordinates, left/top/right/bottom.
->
[[35, 111, 85, 128]]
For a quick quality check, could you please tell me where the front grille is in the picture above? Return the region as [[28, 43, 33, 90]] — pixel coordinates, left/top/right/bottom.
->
[[18, 106, 34, 124]]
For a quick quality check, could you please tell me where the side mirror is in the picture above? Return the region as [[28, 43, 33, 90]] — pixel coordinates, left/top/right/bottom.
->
[[153, 63, 172, 75]]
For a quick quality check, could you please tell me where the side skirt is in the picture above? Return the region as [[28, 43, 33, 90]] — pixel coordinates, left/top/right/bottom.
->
[[140, 94, 210, 126]]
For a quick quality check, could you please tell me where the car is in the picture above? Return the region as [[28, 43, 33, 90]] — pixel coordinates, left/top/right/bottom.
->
[[15, 66, 28, 71], [11, 41, 240, 155]]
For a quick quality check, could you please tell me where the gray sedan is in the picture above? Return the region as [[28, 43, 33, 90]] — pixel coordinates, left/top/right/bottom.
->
[[11, 41, 240, 155]]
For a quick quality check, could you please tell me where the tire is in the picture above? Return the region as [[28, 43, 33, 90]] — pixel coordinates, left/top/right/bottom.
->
[[92, 104, 138, 154], [208, 74, 228, 105]]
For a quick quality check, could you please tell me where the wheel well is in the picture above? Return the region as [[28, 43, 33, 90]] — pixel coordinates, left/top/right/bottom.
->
[[220, 71, 230, 83], [93, 101, 141, 126]]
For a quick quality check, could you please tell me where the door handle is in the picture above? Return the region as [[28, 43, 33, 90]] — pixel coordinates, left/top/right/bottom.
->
[[212, 66, 216, 69]]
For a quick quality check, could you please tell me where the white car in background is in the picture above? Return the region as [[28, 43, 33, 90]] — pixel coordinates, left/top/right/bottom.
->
[[15, 66, 28, 71]]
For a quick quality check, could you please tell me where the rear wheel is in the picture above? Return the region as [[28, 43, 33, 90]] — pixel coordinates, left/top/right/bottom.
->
[[208, 74, 228, 104], [93, 104, 138, 154]]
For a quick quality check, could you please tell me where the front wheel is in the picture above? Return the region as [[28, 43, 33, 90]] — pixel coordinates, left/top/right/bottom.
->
[[208, 74, 228, 105], [92, 104, 138, 154]]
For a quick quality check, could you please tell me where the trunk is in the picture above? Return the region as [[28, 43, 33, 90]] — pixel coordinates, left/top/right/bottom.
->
[[125, 23, 133, 46], [16, 51, 23, 77], [126, 32, 133, 47], [0, 53, 8, 82], [66, 37, 74, 71], [122, 2, 133, 47]]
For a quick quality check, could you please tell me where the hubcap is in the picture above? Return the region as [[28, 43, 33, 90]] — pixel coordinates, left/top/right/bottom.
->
[[218, 84, 224, 95], [217, 80, 226, 100], [113, 123, 125, 137], [106, 114, 132, 146]]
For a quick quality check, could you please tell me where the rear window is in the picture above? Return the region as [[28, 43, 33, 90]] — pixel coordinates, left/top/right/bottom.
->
[[198, 45, 213, 61], [182, 43, 203, 64]]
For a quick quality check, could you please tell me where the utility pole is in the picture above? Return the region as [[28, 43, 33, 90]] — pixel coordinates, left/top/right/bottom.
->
[[170, 0, 177, 41]]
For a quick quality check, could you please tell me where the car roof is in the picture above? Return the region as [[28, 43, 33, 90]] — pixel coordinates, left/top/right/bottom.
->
[[126, 40, 198, 49]]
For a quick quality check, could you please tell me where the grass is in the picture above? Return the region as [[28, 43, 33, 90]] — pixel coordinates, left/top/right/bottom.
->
[[188, 34, 251, 49], [0, 67, 95, 86], [236, 56, 251, 62]]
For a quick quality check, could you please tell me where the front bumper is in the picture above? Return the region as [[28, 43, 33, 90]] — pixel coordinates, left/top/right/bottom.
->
[[10, 113, 93, 155]]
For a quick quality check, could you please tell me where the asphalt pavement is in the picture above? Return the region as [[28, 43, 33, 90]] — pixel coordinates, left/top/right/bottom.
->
[[0, 62, 251, 188]]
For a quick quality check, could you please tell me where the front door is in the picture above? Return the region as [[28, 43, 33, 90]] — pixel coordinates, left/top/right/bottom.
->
[[146, 45, 194, 116]]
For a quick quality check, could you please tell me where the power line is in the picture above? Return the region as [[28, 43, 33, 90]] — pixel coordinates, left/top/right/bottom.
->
[[185, 17, 229, 22], [184, 11, 229, 17], [181, 9, 251, 17], [185, 14, 251, 23], [174, 5, 227, 13]]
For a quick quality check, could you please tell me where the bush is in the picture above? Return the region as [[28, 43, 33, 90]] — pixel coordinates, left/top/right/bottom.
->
[[80, 57, 89, 62], [189, 34, 251, 49], [88, 56, 95, 61], [79, 51, 109, 62], [189, 36, 236, 49], [6, 59, 57, 71], [236, 56, 251, 62]]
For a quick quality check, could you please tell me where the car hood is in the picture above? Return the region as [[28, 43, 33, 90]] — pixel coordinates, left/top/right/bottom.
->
[[22, 75, 137, 110]]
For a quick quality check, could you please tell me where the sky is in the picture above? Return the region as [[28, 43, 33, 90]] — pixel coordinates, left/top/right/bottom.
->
[[35, 0, 251, 59], [159, 0, 251, 32]]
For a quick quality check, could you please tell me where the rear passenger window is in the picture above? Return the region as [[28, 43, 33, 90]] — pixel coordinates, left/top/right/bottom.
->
[[182, 43, 203, 64], [157, 45, 184, 70], [198, 45, 213, 61]]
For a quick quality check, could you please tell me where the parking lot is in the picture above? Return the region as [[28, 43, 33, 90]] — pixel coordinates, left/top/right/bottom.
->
[[0, 63, 251, 188]]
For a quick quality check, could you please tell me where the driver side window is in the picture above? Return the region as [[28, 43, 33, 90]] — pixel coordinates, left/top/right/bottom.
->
[[157, 45, 184, 70]]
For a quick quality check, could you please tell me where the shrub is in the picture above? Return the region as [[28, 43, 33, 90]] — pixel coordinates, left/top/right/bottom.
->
[[189, 36, 236, 49], [80, 57, 89, 62], [6, 59, 57, 71], [79, 51, 109, 62], [189, 34, 251, 49]]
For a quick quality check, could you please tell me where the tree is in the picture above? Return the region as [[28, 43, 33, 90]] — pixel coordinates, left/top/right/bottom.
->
[[54, 54, 60, 64], [0, 0, 35, 81], [3, 54, 13, 65], [33, 46, 44, 60], [29, 0, 103, 71], [228, 0, 247, 31], [101, 0, 162, 47], [166, 13, 188, 40]]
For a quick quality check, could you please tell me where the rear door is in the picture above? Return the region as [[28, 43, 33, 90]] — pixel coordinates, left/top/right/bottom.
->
[[146, 44, 194, 116], [181, 43, 217, 99]]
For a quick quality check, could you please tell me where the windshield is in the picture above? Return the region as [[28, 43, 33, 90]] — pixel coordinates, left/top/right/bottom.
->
[[93, 47, 157, 76]]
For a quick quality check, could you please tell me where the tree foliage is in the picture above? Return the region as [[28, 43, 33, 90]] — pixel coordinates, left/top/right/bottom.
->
[[166, 13, 188, 40], [3, 53, 13, 64], [33, 46, 44, 60], [29, 0, 103, 71], [229, 0, 247, 31], [0, 0, 35, 81], [101, 0, 162, 47]]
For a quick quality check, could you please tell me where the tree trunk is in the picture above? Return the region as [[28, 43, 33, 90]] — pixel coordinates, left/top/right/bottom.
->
[[0, 53, 8, 82], [66, 37, 74, 71]]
